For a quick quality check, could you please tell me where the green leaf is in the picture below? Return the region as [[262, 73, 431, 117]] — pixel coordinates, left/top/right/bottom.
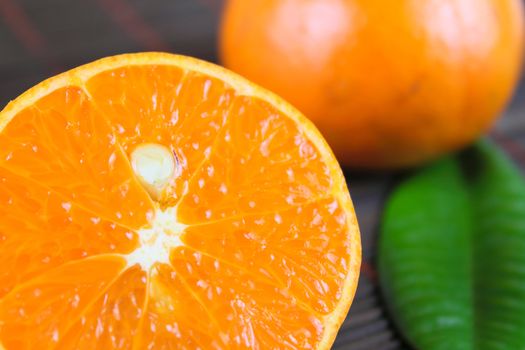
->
[[379, 140, 525, 349]]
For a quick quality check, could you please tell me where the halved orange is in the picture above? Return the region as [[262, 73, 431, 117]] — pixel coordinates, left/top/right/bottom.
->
[[0, 53, 361, 349]]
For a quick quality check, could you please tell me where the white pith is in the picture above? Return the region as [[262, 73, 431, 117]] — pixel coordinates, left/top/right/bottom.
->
[[127, 143, 185, 271], [126, 206, 186, 271]]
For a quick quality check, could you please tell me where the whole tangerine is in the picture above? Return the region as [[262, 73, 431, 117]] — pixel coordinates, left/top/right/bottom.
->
[[220, 0, 525, 168]]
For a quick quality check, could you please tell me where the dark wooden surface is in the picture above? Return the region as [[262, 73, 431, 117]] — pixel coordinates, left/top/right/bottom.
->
[[0, 1, 524, 349]]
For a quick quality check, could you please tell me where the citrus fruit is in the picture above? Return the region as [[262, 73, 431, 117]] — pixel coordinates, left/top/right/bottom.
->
[[0, 52, 361, 349], [219, 0, 525, 168]]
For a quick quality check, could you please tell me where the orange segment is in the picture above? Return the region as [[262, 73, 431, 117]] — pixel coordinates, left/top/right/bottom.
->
[[55, 266, 147, 349], [0, 53, 361, 349], [168, 251, 325, 349], [182, 198, 351, 315], [176, 96, 333, 224], [0, 256, 127, 349], [0, 167, 138, 299], [0, 86, 155, 229], [136, 263, 223, 349], [86, 66, 236, 204]]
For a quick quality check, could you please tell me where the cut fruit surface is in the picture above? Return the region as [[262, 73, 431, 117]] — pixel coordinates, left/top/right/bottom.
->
[[0, 53, 361, 349]]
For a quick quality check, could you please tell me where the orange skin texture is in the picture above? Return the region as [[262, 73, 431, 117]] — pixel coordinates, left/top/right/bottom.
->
[[220, 0, 525, 168]]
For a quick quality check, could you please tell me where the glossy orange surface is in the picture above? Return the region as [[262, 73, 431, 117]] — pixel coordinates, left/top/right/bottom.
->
[[220, 0, 525, 168], [0, 53, 361, 349]]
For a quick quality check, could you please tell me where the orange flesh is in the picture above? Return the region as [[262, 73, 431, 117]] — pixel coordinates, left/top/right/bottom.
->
[[0, 55, 360, 349]]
